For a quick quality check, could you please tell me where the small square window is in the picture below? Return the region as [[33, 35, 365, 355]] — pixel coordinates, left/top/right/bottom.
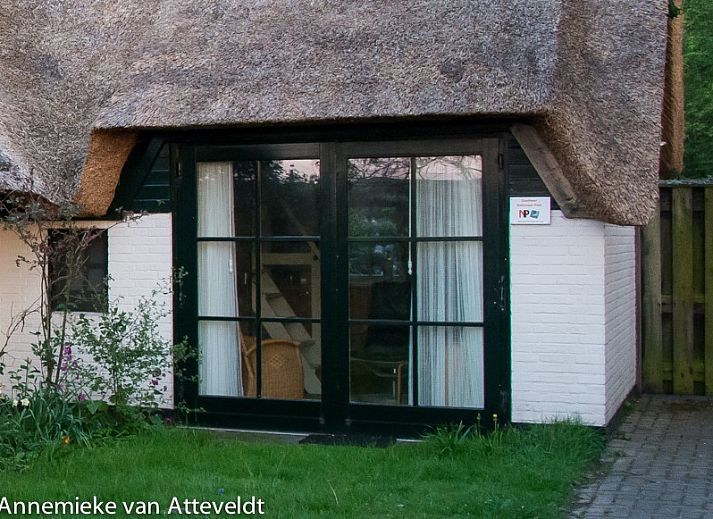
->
[[48, 229, 108, 313]]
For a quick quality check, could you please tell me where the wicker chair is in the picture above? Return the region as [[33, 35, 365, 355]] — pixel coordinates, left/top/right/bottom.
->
[[241, 337, 304, 399]]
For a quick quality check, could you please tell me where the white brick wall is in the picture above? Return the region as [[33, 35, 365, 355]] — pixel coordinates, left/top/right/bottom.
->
[[0, 214, 174, 406], [0, 208, 638, 423], [604, 224, 637, 423], [510, 211, 637, 426], [510, 212, 607, 425], [0, 231, 44, 389]]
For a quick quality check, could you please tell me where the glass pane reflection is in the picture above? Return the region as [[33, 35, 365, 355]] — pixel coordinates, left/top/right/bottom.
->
[[416, 155, 483, 237], [348, 158, 410, 237], [260, 159, 320, 236], [350, 324, 409, 405]]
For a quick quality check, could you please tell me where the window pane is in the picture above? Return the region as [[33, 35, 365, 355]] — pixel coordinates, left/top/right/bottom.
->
[[198, 242, 238, 318], [198, 241, 255, 318], [417, 326, 484, 408], [86, 265, 106, 290], [198, 320, 242, 397], [232, 161, 257, 237], [348, 158, 410, 237], [261, 241, 320, 319], [247, 327, 320, 401], [261, 159, 320, 236], [197, 162, 235, 238], [350, 324, 409, 405], [49, 229, 107, 313], [349, 242, 410, 320], [81, 232, 108, 309], [417, 241, 483, 322], [199, 320, 320, 400], [416, 156, 482, 237], [234, 242, 256, 317]]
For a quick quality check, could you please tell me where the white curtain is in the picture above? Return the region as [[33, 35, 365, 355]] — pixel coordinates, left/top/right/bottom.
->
[[197, 162, 243, 397], [416, 156, 484, 408]]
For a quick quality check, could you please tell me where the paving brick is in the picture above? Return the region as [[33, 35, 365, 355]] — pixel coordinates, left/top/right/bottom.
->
[[569, 395, 713, 518]]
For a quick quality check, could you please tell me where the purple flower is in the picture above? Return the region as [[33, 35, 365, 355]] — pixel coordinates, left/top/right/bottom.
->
[[150, 379, 158, 386], [78, 393, 86, 401], [59, 343, 74, 373]]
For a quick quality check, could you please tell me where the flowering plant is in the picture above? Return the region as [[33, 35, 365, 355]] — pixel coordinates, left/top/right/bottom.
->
[[11, 398, 30, 408]]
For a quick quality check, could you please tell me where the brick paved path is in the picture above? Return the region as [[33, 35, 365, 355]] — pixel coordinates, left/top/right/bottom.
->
[[570, 395, 713, 519]]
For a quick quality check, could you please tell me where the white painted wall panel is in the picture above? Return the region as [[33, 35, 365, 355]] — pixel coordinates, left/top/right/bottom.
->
[[0, 231, 43, 392], [0, 214, 174, 407], [108, 214, 174, 407], [510, 211, 608, 425], [603, 224, 637, 423]]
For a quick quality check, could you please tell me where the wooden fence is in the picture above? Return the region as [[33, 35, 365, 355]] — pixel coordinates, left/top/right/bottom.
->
[[642, 182, 713, 395]]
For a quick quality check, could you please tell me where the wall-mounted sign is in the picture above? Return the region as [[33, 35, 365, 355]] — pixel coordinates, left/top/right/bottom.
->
[[509, 197, 551, 225]]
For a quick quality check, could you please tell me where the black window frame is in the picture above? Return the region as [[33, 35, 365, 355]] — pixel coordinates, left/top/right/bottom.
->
[[344, 149, 487, 408], [193, 144, 322, 399], [171, 123, 511, 436]]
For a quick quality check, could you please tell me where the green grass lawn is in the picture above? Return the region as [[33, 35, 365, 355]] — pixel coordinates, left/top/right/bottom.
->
[[0, 423, 602, 518]]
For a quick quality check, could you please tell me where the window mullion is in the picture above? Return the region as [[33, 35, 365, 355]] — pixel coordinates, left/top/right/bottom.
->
[[410, 156, 419, 407], [255, 160, 263, 397]]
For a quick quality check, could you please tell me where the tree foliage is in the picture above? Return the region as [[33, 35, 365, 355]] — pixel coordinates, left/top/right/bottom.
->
[[684, 0, 713, 177]]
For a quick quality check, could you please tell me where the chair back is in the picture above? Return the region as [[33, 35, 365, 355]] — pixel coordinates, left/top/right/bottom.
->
[[242, 337, 304, 399]]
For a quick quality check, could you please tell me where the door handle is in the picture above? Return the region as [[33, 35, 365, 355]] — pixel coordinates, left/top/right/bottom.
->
[[498, 275, 507, 312]]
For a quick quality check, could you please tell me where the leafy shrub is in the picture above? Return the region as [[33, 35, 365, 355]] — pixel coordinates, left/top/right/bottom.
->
[[69, 289, 172, 408], [0, 194, 182, 470]]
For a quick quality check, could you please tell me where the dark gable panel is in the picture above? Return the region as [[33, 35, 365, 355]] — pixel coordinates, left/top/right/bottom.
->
[[506, 134, 559, 210], [110, 140, 171, 215], [132, 144, 171, 212]]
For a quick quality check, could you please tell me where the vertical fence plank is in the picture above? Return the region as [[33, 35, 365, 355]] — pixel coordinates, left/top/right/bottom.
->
[[705, 188, 713, 395], [672, 188, 695, 394], [642, 204, 663, 393]]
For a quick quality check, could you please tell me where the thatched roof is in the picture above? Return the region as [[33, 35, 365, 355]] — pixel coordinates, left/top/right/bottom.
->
[[0, 1, 668, 224]]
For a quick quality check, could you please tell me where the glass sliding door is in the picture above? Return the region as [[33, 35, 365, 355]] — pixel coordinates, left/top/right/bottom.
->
[[176, 135, 507, 433], [194, 151, 322, 402], [347, 157, 411, 405], [347, 153, 485, 409]]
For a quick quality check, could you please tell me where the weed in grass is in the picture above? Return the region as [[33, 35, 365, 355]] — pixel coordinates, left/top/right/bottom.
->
[[423, 421, 477, 457]]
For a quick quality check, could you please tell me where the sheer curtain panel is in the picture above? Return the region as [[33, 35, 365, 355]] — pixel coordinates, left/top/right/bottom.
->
[[197, 162, 243, 397], [416, 156, 484, 408]]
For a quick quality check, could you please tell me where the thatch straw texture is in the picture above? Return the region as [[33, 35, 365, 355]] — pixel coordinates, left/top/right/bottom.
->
[[0, 1, 668, 224]]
